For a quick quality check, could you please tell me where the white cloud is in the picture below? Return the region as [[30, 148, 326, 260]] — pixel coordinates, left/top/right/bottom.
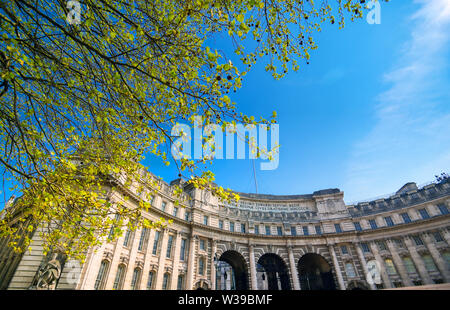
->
[[344, 0, 450, 203]]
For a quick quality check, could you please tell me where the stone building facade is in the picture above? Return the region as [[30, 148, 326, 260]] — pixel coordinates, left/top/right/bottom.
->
[[1, 173, 450, 290]]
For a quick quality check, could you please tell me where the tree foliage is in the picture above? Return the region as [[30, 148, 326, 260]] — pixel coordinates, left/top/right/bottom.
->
[[0, 0, 386, 260]]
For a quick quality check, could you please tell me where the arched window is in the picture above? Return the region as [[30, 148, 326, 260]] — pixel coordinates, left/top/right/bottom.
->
[[131, 267, 142, 290], [113, 264, 126, 290], [177, 274, 184, 290], [198, 257, 205, 275], [146, 271, 155, 290], [94, 260, 110, 290], [385, 259, 397, 275], [162, 273, 171, 290]]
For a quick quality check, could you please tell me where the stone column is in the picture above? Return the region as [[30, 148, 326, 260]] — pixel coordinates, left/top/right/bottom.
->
[[404, 236, 433, 285], [140, 228, 156, 290], [210, 240, 217, 290], [423, 233, 450, 282], [369, 241, 392, 288], [248, 244, 258, 290], [170, 232, 183, 290], [155, 229, 169, 289], [355, 243, 376, 290], [386, 239, 413, 287], [123, 229, 141, 289], [186, 235, 196, 290], [328, 244, 346, 290], [287, 246, 300, 290]]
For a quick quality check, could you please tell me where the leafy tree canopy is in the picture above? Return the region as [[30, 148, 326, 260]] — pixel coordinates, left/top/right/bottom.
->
[[0, 0, 385, 260]]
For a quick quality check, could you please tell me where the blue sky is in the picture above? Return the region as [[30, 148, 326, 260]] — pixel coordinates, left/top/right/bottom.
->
[[146, 0, 450, 204], [1, 1, 449, 207]]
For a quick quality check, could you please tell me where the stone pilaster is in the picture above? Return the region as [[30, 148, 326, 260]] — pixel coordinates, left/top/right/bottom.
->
[[369, 241, 392, 288], [328, 244, 345, 290], [186, 235, 196, 290], [140, 228, 156, 289], [155, 229, 169, 289], [287, 246, 300, 290], [404, 236, 433, 285], [422, 233, 450, 282], [104, 229, 127, 289], [249, 244, 258, 290], [210, 239, 217, 290], [355, 243, 376, 290], [123, 229, 140, 289], [386, 239, 413, 287], [170, 232, 183, 289]]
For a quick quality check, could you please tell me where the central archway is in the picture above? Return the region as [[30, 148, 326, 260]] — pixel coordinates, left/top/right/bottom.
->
[[217, 250, 249, 290], [257, 253, 291, 290], [297, 253, 336, 290]]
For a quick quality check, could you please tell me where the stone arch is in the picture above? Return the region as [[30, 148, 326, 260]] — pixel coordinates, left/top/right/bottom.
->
[[194, 279, 211, 290], [257, 253, 291, 290], [346, 279, 370, 290], [298, 253, 337, 290], [217, 250, 249, 290]]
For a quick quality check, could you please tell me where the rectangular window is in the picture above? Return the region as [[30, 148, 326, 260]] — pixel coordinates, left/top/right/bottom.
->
[[265, 226, 271, 235], [315, 225, 322, 235], [291, 226, 297, 236], [334, 224, 342, 233], [384, 216, 394, 227], [354, 222, 362, 231], [402, 257, 417, 274], [385, 259, 397, 275], [203, 215, 208, 225], [369, 219, 378, 229], [161, 201, 167, 212], [123, 229, 132, 247], [150, 195, 155, 206], [418, 208, 430, 219], [200, 239, 205, 250], [180, 239, 187, 261], [401, 212, 411, 223], [413, 236, 424, 246], [438, 204, 449, 215], [277, 227, 283, 236], [166, 235, 173, 258], [303, 226, 309, 236], [198, 258, 205, 275], [433, 232, 444, 242], [254, 225, 260, 234], [422, 255, 438, 272], [173, 207, 178, 217], [152, 231, 160, 255], [230, 222, 235, 232], [219, 220, 224, 229], [377, 241, 387, 251], [138, 228, 148, 251], [395, 239, 404, 249], [340, 245, 348, 255], [241, 223, 246, 233], [345, 263, 356, 278], [361, 242, 371, 253], [185, 211, 191, 222]]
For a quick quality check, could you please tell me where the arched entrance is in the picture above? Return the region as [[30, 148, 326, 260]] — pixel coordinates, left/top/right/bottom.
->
[[194, 280, 210, 290], [257, 253, 291, 290], [297, 253, 336, 290], [217, 250, 249, 290]]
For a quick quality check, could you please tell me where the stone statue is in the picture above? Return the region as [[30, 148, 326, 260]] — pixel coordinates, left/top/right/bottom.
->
[[29, 252, 64, 290]]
